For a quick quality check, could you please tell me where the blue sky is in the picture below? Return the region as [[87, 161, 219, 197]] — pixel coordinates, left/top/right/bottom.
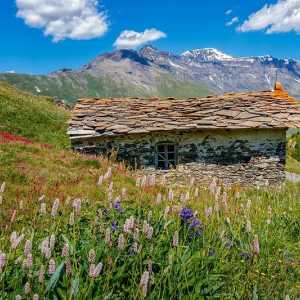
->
[[1, 0, 300, 74]]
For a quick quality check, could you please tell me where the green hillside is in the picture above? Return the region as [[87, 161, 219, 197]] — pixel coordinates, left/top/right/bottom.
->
[[0, 81, 70, 148], [0, 72, 212, 105]]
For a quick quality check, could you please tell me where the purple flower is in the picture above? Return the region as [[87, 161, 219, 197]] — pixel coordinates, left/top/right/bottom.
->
[[111, 221, 118, 232], [188, 218, 202, 229], [180, 208, 193, 222], [114, 201, 122, 212]]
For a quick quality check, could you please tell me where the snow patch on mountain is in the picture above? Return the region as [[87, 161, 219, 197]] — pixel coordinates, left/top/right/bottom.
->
[[181, 48, 233, 62]]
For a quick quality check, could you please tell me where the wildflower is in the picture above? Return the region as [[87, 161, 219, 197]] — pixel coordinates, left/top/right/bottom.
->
[[168, 189, 174, 201], [0, 252, 6, 272], [189, 218, 202, 229], [69, 212, 75, 226], [114, 199, 122, 212], [41, 237, 51, 259], [252, 234, 260, 256], [139, 271, 150, 297], [245, 220, 252, 233], [123, 216, 135, 233], [10, 210, 17, 223], [0, 182, 5, 193], [61, 243, 69, 257], [163, 206, 170, 219], [72, 198, 81, 214], [97, 175, 104, 186], [105, 228, 112, 246], [146, 226, 154, 240], [23, 253, 33, 269], [10, 232, 24, 250], [172, 231, 179, 247], [89, 262, 103, 278], [24, 240, 32, 256], [49, 234, 56, 251], [88, 249, 96, 264], [111, 221, 118, 232], [65, 259, 72, 277], [118, 234, 125, 250], [39, 203, 46, 214], [156, 193, 162, 204], [15, 295, 22, 300], [33, 294, 39, 300], [180, 208, 193, 222], [24, 282, 31, 294], [48, 258, 56, 275], [51, 199, 60, 217], [38, 265, 45, 283]]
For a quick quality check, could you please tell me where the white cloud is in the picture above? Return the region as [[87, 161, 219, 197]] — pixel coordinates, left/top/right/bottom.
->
[[114, 28, 166, 49], [226, 16, 239, 26], [225, 9, 233, 15], [16, 0, 108, 42], [239, 0, 300, 34]]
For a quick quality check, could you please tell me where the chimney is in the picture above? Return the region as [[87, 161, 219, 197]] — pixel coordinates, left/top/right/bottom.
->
[[273, 81, 296, 103]]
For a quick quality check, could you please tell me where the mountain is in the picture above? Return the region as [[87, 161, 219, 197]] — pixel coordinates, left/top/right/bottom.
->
[[1, 45, 300, 104]]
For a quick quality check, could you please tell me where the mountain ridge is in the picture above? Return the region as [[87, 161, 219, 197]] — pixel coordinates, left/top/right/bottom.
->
[[1, 45, 300, 104]]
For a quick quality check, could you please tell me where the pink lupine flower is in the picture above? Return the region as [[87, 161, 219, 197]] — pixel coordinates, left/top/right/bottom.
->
[[23, 253, 33, 269], [205, 207, 213, 218], [88, 249, 96, 264], [49, 234, 56, 251], [69, 212, 75, 225], [24, 240, 32, 256], [172, 231, 179, 247], [0, 252, 6, 273], [139, 271, 150, 297], [10, 210, 17, 223], [118, 234, 125, 250], [72, 198, 81, 214], [156, 193, 162, 204], [38, 265, 45, 283], [48, 258, 56, 275], [10, 232, 24, 250], [41, 237, 51, 259], [33, 294, 39, 300], [252, 234, 260, 256], [0, 182, 6, 193], [89, 262, 103, 278], [61, 243, 69, 257], [105, 228, 112, 246], [15, 295, 22, 300], [65, 259, 72, 277], [123, 216, 135, 233], [39, 203, 46, 215], [51, 199, 60, 217], [24, 282, 31, 294]]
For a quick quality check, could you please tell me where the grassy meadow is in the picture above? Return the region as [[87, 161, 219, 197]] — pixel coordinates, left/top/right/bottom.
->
[[0, 82, 300, 299]]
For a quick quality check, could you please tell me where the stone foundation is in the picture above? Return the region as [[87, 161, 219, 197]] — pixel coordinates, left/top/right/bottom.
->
[[72, 128, 287, 186]]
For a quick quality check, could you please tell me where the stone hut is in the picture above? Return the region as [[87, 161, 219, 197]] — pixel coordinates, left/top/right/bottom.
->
[[68, 83, 300, 186]]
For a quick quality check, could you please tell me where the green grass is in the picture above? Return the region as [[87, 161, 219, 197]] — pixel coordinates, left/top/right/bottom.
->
[[0, 81, 70, 148], [0, 142, 300, 299]]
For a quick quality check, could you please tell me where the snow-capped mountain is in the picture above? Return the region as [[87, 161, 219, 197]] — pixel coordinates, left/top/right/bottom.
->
[[181, 48, 233, 62], [1, 45, 300, 103]]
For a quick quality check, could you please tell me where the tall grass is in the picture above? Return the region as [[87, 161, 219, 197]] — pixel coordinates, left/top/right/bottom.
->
[[0, 143, 300, 299]]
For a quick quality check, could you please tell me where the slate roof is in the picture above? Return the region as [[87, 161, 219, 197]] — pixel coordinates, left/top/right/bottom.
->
[[68, 84, 300, 140]]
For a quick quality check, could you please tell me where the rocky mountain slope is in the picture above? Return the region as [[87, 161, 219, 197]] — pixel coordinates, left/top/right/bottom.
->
[[1, 46, 300, 104]]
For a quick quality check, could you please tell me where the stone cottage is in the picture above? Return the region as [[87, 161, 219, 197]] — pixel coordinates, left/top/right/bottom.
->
[[68, 83, 300, 186]]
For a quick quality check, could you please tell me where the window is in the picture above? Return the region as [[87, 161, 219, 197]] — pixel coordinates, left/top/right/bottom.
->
[[156, 143, 177, 170]]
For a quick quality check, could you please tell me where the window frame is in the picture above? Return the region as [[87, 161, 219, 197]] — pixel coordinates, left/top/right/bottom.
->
[[155, 142, 177, 170]]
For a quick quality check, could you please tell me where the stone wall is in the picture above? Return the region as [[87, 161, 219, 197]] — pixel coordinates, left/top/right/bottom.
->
[[71, 128, 287, 186]]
